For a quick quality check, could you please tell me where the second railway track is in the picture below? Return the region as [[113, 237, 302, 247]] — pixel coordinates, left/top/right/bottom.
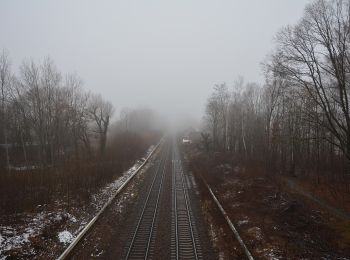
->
[[171, 142, 202, 260]]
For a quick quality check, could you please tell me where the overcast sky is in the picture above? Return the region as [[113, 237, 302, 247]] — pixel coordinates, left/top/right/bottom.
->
[[0, 0, 310, 121]]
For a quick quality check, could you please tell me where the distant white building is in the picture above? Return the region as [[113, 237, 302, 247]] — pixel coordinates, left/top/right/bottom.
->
[[182, 138, 191, 144]]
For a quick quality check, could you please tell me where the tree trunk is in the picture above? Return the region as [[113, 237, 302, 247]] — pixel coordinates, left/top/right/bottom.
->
[[4, 129, 10, 171]]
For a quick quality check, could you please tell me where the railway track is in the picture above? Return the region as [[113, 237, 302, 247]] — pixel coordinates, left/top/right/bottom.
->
[[171, 142, 202, 260], [121, 144, 170, 259]]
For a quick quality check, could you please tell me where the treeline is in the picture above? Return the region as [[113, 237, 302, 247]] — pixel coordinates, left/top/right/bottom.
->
[[203, 0, 350, 187], [0, 51, 114, 168], [0, 51, 161, 213]]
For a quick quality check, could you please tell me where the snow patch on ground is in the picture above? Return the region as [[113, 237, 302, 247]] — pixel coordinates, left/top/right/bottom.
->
[[58, 231, 73, 244], [91, 157, 146, 211], [237, 219, 249, 226], [268, 252, 280, 260], [91, 145, 155, 212], [0, 211, 78, 258], [8, 165, 39, 171], [218, 251, 225, 260], [247, 226, 263, 241], [0, 226, 35, 257]]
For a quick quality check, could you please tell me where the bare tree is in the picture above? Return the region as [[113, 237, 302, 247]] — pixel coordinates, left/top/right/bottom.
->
[[88, 94, 114, 157], [8, 77, 30, 165], [40, 57, 62, 164], [20, 59, 47, 164], [0, 49, 11, 169], [273, 0, 350, 163], [205, 83, 230, 151]]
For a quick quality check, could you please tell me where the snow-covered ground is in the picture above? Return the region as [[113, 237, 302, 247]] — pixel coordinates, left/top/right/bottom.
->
[[0, 211, 78, 258], [58, 231, 73, 244], [0, 145, 156, 259], [8, 165, 39, 171]]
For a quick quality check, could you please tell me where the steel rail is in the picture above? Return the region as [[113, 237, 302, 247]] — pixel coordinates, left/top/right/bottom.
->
[[173, 143, 199, 260], [197, 173, 254, 260], [125, 145, 169, 260], [178, 162, 198, 260], [173, 149, 179, 260]]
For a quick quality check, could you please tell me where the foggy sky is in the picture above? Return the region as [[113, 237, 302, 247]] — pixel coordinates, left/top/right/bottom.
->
[[0, 0, 310, 122]]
